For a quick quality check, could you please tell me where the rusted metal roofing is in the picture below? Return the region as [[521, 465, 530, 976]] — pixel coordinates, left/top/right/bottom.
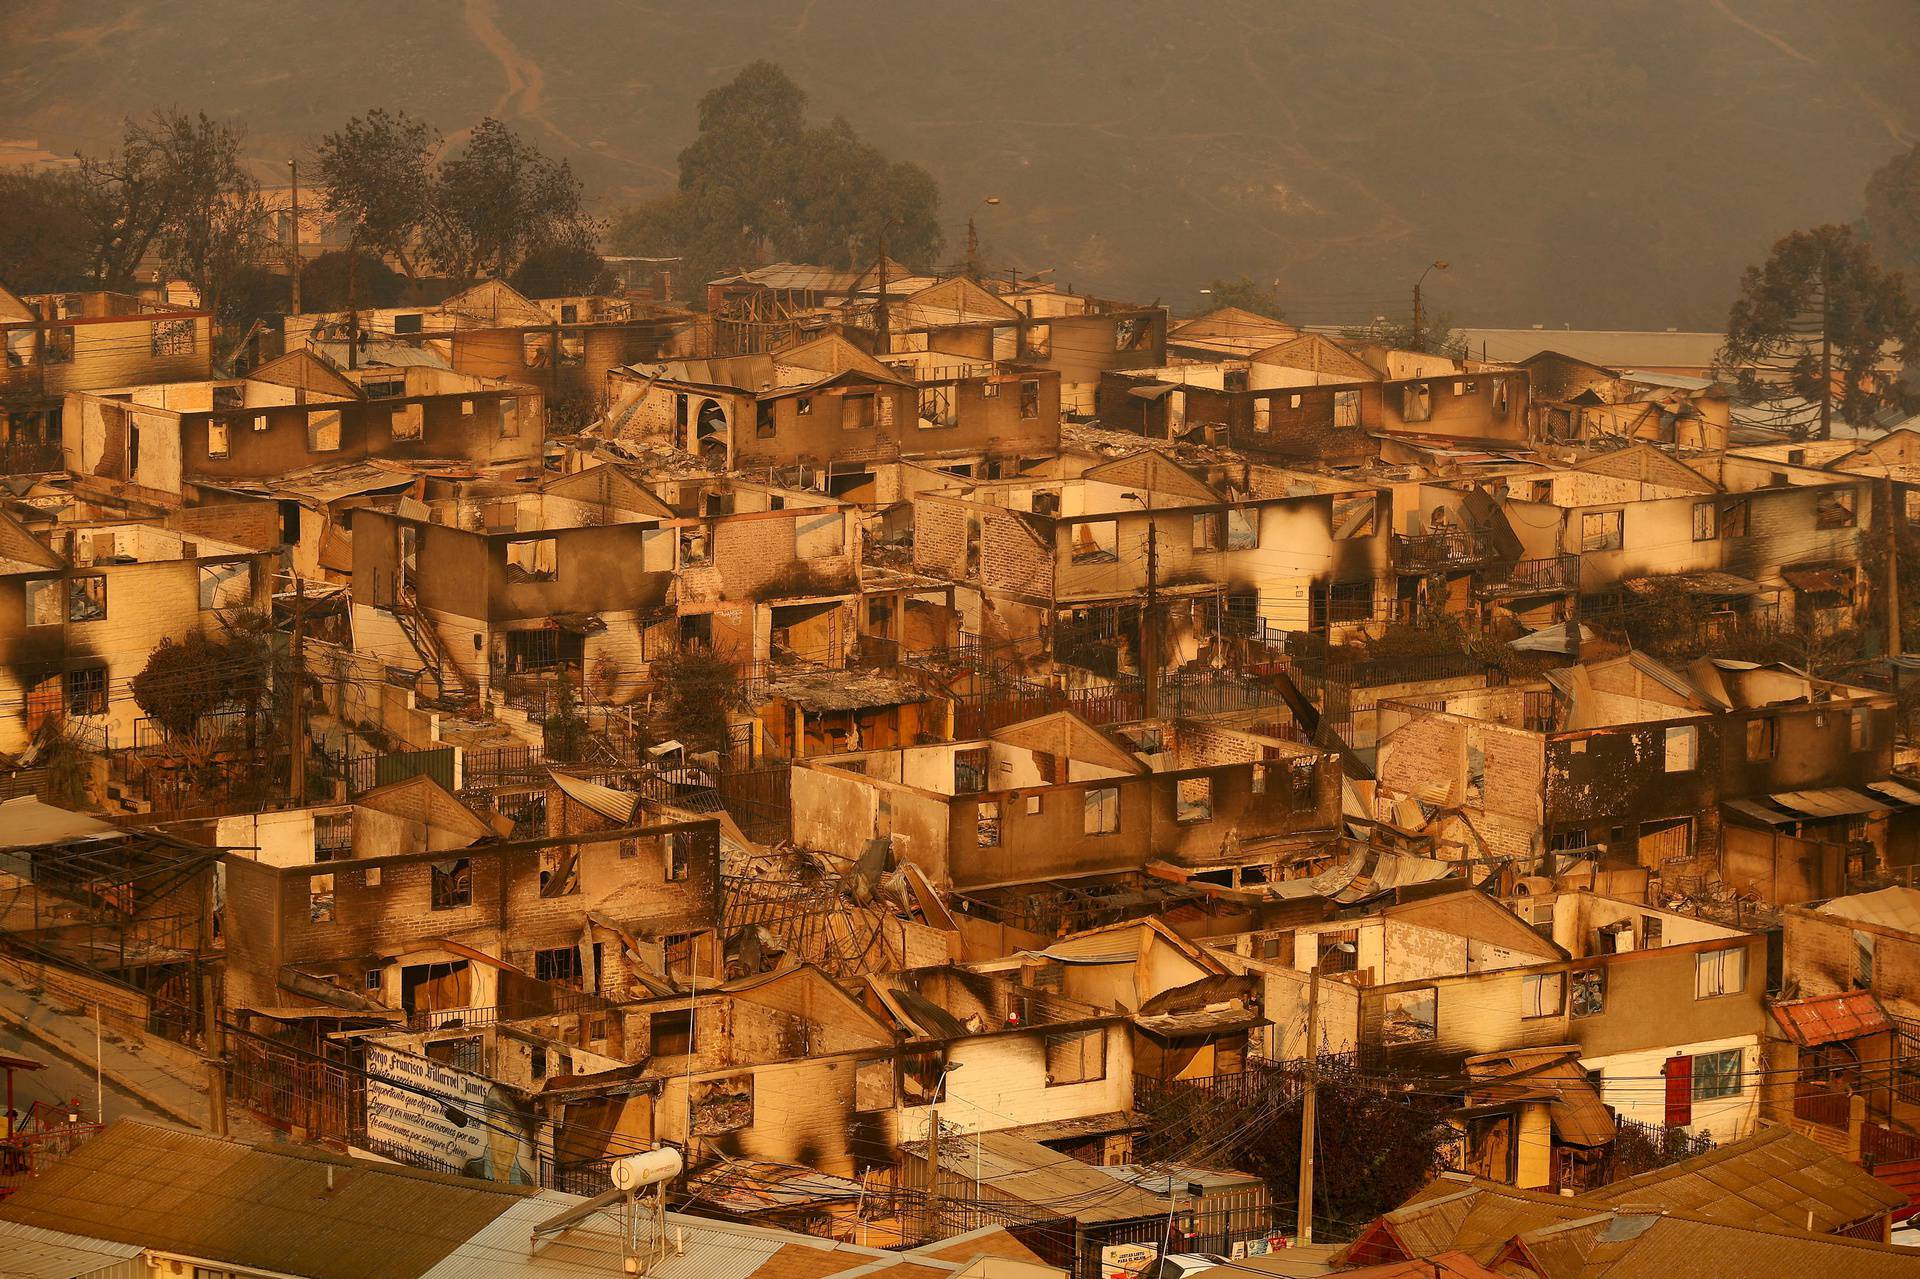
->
[[1508, 1209, 1920, 1279], [0, 1121, 531, 1279], [1770, 990, 1893, 1046], [1581, 1125, 1906, 1233]]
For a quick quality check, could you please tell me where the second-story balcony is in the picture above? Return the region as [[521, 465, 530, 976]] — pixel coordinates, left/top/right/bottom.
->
[[1478, 553, 1580, 597], [1394, 529, 1491, 573]]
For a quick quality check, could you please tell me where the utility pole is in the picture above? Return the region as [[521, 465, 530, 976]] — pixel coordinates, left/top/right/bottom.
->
[[345, 243, 360, 371], [289, 577, 307, 805], [875, 225, 892, 356], [1296, 965, 1321, 1244], [1411, 261, 1448, 353], [1143, 513, 1159, 720], [287, 159, 303, 316], [1887, 478, 1904, 657], [1817, 253, 1833, 442]]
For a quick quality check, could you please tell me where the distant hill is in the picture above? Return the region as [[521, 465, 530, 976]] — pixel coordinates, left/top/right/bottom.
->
[[4, 0, 1915, 328]]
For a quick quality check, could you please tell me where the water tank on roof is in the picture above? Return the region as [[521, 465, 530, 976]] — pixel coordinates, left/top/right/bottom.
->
[[611, 1147, 684, 1191]]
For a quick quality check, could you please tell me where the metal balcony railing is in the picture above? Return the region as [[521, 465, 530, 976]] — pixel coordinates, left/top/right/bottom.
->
[[1394, 529, 1490, 572]]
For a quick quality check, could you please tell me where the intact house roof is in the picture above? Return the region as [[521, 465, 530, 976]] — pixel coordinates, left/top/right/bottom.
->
[[0, 1120, 533, 1279], [1498, 1208, 1920, 1279], [1578, 1125, 1906, 1236]]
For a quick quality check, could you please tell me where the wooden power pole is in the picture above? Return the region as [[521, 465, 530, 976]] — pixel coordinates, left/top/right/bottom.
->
[[287, 158, 303, 317], [1142, 508, 1159, 720], [289, 578, 307, 805], [1296, 965, 1321, 1244]]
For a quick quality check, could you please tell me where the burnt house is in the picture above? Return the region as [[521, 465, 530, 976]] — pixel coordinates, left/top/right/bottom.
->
[[605, 334, 916, 487], [284, 278, 695, 415], [220, 810, 723, 1021], [910, 450, 1394, 656], [791, 710, 1336, 892], [0, 509, 272, 754], [1348, 889, 1768, 1140], [0, 282, 210, 471], [62, 349, 543, 504]]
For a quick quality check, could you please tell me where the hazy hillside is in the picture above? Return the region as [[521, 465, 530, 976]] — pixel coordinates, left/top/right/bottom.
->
[[3, 0, 1915, 328]]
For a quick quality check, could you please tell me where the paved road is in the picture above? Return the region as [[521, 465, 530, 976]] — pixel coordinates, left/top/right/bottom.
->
[[0, 1021, 171, 1128]]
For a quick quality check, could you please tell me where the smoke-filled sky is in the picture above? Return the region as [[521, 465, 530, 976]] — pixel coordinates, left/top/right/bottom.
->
[[4, 0, 1915, 328]]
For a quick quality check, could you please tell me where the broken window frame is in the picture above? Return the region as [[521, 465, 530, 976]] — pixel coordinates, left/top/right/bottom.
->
[[1662, 724, 1699, 773], [1570, 967, 1606, 1018], [66, 576, 106, 623], [1744, 716, 1776, 761], [842, 391, 876, 431], [1069, 519, 1119, 564], [1719, 497, 1751, 538], [505, 537, 558, 583], [1019, 378, 1040, 420], [1690, 501, 1717, 541], [306, 408, 343, 453], [1083, 785, 1121, 836], [1401, 382, 1432, 423], [390, 401, 424, 441], [976, 799, 1002, 847], [1174, 776, 1214, 825], [1331, 494, 1376, 541], [539, 846, 580, 898], [1520, 972, 1564, 1019], [206, 420, 230, 458], [150, 318, 196, 356], [64, 666, 107, 718], [1333, 389, 1360, 428], [431, 859, 473, 911], [1044, 1028, 1106, 1086], [1383, 988, 1438, 1044], [535, 946, 584, 987], [1580, 510, 1623, 553], [308, 874, 335, 925], [1815, 488, 1857, 530]]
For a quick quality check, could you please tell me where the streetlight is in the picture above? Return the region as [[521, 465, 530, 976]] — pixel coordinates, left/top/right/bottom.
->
[[1412, 260, 1448, 352], [965, 196, 1001, 281]]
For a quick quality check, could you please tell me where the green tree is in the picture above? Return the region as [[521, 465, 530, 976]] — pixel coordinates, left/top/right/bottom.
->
[[144, 112, 271, 329], [613, 62, 941, 299], [510, 242, 612, 297], [648, 648, 743, 756], [424, 118, 600, 285], [0, 169, 97, 291], [299, 249, 405, 312], [1863, 142, 1920, 284], [1340, 311, 1466, 359], [75, 115, 186, 290], [1199, 275, 1285, 320], [312, 108, 438, 285], [1719, 224, 1920, 439]]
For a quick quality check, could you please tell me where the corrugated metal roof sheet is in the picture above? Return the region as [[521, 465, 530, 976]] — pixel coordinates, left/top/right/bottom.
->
[[0, 1121, 531, 1279], [1818, 886, 1920, 934], [1770, 990, 1893, 1047], [1581, 1126, 1906, 1233], [422, 1191, 911, 1279], [0, 1219, 144, 1279]]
